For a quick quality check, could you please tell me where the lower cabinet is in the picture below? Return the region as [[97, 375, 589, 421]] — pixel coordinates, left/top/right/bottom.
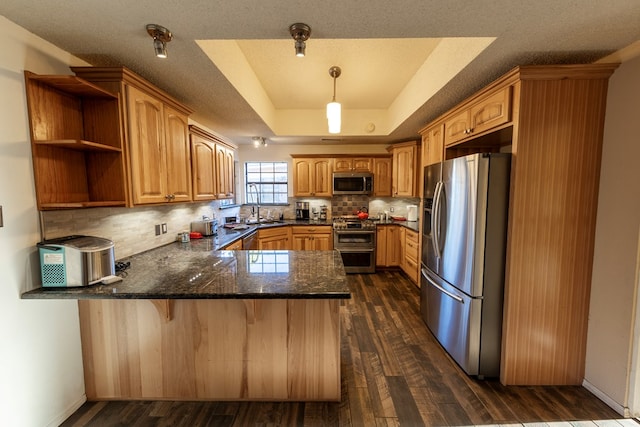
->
[[258, 227, 292, 250], [401, 229, 420, 284], [291, 226, 333, 250], [376, 225, 401, 267], [223, 240, 243, 250]]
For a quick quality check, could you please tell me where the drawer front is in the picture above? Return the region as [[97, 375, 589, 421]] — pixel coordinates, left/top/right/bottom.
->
[[258, 226, 290, 239], [292, 225, 332, 235], [406, 239, 419, 261]]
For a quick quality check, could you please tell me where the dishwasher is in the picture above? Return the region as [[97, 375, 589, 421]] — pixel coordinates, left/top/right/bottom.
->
[[242, 231, 258, 250]]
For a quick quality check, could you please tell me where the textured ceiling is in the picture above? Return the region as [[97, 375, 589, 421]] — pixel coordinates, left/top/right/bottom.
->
[[1, 1, 639, 145]]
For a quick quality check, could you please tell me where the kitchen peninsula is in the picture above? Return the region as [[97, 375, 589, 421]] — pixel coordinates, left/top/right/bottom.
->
[[22, 244, 349, 401]]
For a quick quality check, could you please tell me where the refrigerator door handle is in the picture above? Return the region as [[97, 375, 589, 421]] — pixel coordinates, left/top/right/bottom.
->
[[432, 181, 443, 258], [421, 268, 464, 304]]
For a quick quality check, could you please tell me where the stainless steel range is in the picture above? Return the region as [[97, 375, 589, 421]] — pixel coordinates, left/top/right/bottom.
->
[[333, 216, 376, 273]]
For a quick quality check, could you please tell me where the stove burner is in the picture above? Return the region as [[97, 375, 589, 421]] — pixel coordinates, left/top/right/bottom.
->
[[332, 216, 376, 230]]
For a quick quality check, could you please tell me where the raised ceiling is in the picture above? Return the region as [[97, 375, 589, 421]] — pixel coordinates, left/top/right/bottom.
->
[[0, 1, 639, 145]]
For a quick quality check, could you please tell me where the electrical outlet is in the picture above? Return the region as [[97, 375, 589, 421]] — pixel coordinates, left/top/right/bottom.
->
[[155, 224, 161, 236], [389, 206, 394, 212], [161, 223, 167, 234]]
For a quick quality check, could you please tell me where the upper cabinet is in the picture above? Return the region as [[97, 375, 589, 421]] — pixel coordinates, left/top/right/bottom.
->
[[390, 141, 420, 197], [421, 123, 444, 168], [443, 86, 512, 146], [71, 66, 194, 206], [24, 71, 127, 210], [333, 157, 372, 172], [291, 157, 333, 197], [189, 125, 237, 202], [372, 157, 392, 197]]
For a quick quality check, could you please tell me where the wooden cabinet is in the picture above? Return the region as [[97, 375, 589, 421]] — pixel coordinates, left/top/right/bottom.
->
[[376, 225, 401, 267], [216, 143, 235, 199], [444, 86, 512, 147], [190, 125, 237, 201], [401, 229, 420, 284], [223, 239, 243, 250], [291, 157, 333, 197], [24, 71, 127, 210], [373, 157, 393, 197], [420, 64, 618, 385], [291, 226, 332, 250], [390, 141, 420, 197], [126, 85, 191, 204], [71, 66, 194, 206], [421, 124, 444, 168], [333, 157, 372, 172], [258, 227, 291, 250]]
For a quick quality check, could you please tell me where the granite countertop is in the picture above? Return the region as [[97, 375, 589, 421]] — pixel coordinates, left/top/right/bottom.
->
[[22, 243, 350, 300]]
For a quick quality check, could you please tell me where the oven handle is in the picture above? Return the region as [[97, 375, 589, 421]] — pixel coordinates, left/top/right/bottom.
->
[[335, 248, 375, 253], [333, 230, 377, 234]]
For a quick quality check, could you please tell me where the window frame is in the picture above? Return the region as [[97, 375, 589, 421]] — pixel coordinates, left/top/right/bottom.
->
[[244, 161, 289, 205]]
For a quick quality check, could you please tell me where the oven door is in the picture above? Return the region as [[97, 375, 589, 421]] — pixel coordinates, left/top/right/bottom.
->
[[336, 248, 375, 274], [333, 230, 376, 248]]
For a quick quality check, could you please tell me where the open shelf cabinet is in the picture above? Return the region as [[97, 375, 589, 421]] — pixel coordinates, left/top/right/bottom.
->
[[24, 71, 128, 210]]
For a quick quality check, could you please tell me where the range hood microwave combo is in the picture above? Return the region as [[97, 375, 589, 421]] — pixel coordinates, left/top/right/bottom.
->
[[333, 172, 373, 195]]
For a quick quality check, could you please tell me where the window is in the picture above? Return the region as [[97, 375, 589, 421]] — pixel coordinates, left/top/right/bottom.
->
[[245, 162, 288, 205]]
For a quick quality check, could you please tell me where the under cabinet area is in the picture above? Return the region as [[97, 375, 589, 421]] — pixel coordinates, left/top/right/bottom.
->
[[24, 72, 127, 210]]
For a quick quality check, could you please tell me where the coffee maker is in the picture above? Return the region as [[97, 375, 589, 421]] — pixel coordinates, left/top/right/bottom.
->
[[295, 202, 310, 220]]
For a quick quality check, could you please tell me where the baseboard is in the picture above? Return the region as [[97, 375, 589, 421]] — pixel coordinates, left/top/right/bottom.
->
[[583, 379, 628, 417], [46, 394, 87, 427]]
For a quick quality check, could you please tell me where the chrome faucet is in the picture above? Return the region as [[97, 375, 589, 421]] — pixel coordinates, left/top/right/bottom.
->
[[248, 183, 260, 222]]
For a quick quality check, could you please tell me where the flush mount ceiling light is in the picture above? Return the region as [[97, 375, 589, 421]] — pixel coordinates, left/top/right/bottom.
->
[[146, 24, 172, 58], [327, 66, 342, 134], [252, 136, 267, 147], [289, 23, 311, 57]]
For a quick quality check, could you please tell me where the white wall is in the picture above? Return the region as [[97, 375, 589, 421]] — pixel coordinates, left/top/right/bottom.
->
[[0, 16, 90, 426], [584, 55, 640, 416]]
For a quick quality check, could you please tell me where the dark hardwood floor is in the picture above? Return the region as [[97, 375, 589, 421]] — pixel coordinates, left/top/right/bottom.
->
[[62, 270, 623, 426]]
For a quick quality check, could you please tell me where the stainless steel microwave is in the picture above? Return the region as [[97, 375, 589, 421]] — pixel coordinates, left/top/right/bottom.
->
[[333, 172, 373, 195]]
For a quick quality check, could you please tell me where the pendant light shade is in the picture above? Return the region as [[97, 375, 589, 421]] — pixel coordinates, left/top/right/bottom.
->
[[327, 66, 342, 134]]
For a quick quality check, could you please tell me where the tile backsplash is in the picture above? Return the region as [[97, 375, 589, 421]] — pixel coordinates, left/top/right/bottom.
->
[[41, 201, 239, 259]]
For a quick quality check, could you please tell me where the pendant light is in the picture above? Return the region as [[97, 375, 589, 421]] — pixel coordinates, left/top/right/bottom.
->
[[327, 66, 342, 134]]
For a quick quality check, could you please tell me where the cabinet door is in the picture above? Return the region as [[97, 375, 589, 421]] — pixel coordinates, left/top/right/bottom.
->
[[293, 159, 313, 196], [259, 236, 290, 250], [191, 135, 217, 201], [352, 158, 372, 172], [291, 235, 309, 250], [376, 226, 388, 266], [216, 144, 235, 199], [223, 147, 235, 199], [422, 124, 444, 168], [333, 158, 352, 172], [312, 159, 333, 196], [386, 226, 402, 266], [373, 157, 392, 197], [164, 106, 192, 202], [312, 234, 332, 250], [470, 86, 511, 136], [127, 85, 167, 204], [392, 145, 416, 197], [444, 109, 471, 146]]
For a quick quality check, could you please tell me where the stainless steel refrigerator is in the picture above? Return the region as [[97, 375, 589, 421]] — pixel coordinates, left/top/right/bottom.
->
[[421, 153, 510, 378]]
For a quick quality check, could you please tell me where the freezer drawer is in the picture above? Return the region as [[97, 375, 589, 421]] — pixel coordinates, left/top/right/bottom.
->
[[421, 267, 482, 376]]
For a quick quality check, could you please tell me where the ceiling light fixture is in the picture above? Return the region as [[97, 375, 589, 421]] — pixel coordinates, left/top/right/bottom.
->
[[252, 136, 267, 147], [146, 24, 172, 58], [327, 66, 342, 134], [289, 23, 311, 57]]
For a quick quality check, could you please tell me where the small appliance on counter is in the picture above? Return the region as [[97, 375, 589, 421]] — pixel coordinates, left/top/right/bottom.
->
[[38, 235, 116, 287], [296, 202, 310, 220], [191, 216, 218, 236], [407, 205, 418, 222]]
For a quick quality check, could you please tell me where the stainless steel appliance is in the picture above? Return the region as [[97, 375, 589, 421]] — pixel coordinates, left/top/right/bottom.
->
[[242, 231, 258, 250], [333, 217, 376, 273], [333, 172, 373, 195], [421, 153, 510, 378], [191, 217, 218, 236], [38, 235, 116, 287], [295, 201, 310, 220]]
